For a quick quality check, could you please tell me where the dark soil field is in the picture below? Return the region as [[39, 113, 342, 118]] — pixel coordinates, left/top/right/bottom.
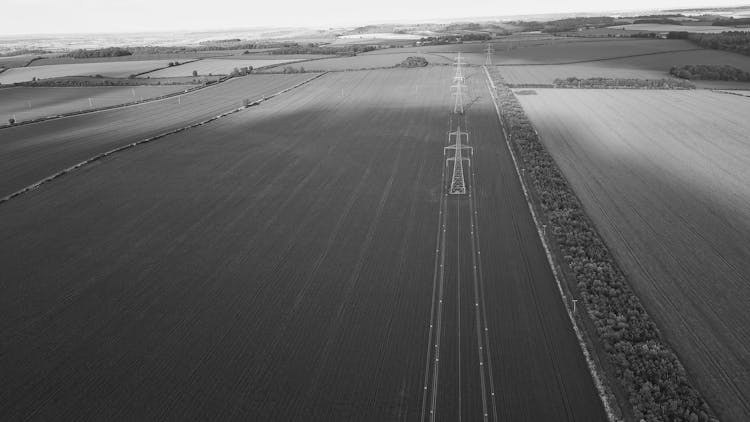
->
[[371, 38, 702, 66], [0, 73, 314, 198], [0, 67, 604, 420]]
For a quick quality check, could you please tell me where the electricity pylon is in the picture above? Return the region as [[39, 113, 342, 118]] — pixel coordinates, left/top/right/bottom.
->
[[485, 44, 493, 65], [453, 52, 465, 83], [452, 52, 466, 114], [444, 126, 472, 195]]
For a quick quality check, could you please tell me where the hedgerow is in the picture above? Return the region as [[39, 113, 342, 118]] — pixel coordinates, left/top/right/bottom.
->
[[553, 77, 694, 89], [491, 76, 717, 422]]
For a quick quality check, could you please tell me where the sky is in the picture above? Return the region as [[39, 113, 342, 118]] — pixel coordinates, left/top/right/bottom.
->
[[0, 0, 741, 35]]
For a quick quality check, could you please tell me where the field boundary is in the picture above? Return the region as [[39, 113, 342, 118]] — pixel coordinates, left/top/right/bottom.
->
[[131, 58, 202, 77], [482, 65, 622, 422], [0, 72, 328, 206]]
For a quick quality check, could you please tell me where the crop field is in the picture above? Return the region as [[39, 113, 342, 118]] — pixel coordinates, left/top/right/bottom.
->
[[0, 60, 179, 84], [27, 52, 235, 67], [0, 67, 604, 420], [612, 23, 750, 33], [498, 63, 666, 84], [221, 53, 334, 60], [495, 47, 750, 88], [411, 38, 702, 65], [0, 54, 37, 69], [143, 58, 304, 77], [0, 73, 314, 197], [262, 52, 454, 71], [0, 85, 190, 122], [516, 88, 750, 422]]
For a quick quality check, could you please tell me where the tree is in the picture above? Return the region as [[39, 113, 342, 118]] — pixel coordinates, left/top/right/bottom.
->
[[192, 70, 198, 77]]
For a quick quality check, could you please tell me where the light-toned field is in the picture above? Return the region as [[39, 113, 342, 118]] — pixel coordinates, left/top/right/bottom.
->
[[0, 85, 189, 122], [0, 60, 173, 84], [517, 88, 750, 422], [143, 58, 303, 77], [611, 23, 750, 33]]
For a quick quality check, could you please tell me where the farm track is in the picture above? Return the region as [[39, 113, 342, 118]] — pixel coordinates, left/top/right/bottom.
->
[[420, 70, 606, 421], [3, 67, 603, 420], [0, 73, 319, 200]]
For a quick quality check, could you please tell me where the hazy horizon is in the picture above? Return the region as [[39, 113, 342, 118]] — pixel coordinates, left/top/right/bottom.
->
[[2, 0, 747, 36]]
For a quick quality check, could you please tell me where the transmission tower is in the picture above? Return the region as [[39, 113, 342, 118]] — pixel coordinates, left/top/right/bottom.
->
[[485, 43, 494, 65], [444, 126, 472, 195], [452, 52, 466, 114], [453, 52, 465, 83]]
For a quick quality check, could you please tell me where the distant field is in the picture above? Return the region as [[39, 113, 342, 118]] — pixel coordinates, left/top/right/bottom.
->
[[517, 89, 750, 422], [262, 52, 453, 71], [0, 85, 189, 122], [0, 61, 173, 84], [495, 47, 750, 88], [218, 54, 333, 60], [143, 58, 303, 77], [0, 55, 37, 69], [392, 38, 702, 65], [611, 23, 750, 33], [498, 63, 665, 85]]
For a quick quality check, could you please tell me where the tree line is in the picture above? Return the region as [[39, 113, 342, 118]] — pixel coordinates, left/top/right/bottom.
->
[[66, 47, 133, 58], [670, 64, 750, 81], [685, 31, 750, 57]]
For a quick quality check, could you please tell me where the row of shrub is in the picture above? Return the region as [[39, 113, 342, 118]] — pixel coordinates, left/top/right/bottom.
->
[[553, 77, 694, 89], [270, 44, 376, 56], [670, 64, 750, 81], [66, 47, 133, 58], [491, 73, 716, 422], [12, 77, 198, 87]]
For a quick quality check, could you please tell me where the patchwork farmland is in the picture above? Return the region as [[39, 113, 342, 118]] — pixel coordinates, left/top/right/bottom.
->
[[3, 25, 749, 421], [0, 66, 605, 420]]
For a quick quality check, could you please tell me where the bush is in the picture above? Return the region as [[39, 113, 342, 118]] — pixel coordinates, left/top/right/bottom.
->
[[398, 56, 428, 67], [490, 72, 714, 422]]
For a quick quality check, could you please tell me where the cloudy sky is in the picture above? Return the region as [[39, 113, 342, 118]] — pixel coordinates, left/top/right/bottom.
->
[[1, 0, 736, 34]]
